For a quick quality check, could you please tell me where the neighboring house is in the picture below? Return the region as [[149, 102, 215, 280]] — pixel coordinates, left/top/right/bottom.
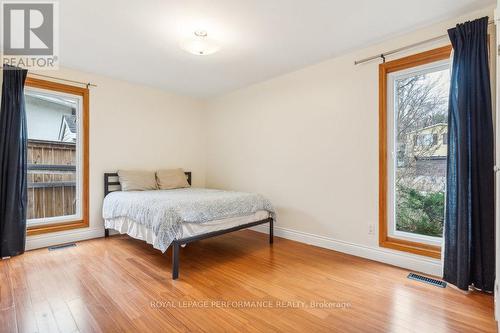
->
[[405, 123, 448, 183], [25, 94, 76, 142], [58, 113, 77, 143], [408, 123, 448, 158]]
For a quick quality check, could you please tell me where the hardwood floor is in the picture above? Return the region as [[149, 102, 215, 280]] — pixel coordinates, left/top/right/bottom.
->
[[0, 230, 496, 332]]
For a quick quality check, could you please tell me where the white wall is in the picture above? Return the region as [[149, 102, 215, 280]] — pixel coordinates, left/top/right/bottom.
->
[[204, 8, 494, 276], [19, 67, 207, 249]]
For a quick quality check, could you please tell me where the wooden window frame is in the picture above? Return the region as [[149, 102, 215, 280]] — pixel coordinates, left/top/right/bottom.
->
[[25, 77, 89, 236], [379, 45, 452, 259]]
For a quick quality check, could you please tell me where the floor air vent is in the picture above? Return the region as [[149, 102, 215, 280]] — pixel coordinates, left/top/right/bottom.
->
[[48, 243, 76, 251], [407, 272, 446, 288]]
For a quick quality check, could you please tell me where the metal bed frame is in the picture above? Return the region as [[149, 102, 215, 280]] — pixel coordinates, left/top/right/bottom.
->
[[104, 172, 273, 279]]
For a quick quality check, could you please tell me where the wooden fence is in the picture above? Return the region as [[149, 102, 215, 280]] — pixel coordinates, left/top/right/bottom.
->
[[27, 139, 76, 220]]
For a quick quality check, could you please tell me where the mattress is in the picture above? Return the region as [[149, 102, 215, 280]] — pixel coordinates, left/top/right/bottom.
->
[[103, 187, 275, 252], [105, 210, 270, 251]]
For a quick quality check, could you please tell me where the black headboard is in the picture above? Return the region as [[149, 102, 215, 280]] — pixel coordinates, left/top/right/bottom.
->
[[104, 171, 192, 196]]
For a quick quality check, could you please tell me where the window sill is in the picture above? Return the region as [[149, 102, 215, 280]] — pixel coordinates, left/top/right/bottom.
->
[[380, 236, 441, 259], [27, 219, 89, 236]]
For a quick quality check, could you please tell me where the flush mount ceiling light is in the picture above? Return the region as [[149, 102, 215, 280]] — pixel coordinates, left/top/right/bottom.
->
[[180, 30, 220, 56]]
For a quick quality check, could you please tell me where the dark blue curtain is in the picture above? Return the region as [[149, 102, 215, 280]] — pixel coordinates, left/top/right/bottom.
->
[[0, 65, 28, 257], [444, 17, 495, 292]]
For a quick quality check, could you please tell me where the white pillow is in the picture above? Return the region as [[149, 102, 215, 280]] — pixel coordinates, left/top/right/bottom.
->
[[118, 170, 157, 191], [156, 168, 190, 190]]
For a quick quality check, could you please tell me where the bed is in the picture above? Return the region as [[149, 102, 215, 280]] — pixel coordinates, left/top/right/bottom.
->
[[103, 172, 274, 279]]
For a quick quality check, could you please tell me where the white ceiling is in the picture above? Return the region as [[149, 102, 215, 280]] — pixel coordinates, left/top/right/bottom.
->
[[60, 0, 493, 98]]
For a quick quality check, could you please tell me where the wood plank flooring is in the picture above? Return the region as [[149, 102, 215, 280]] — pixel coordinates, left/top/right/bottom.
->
[[0, 231, 496, 332]]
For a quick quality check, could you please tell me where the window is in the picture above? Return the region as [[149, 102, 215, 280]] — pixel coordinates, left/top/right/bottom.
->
[[416, 134, 434, 147], [25, 78, 89, 235], [379, 46, 451, 258], [443, 133, 448, 145]]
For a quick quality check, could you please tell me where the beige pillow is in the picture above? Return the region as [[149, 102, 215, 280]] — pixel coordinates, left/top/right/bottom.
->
[[156, 168, 190, 190], [118, 170, 157, 191]]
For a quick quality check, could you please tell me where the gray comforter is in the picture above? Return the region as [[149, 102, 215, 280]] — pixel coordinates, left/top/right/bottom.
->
[[102, 188, 275, 252]]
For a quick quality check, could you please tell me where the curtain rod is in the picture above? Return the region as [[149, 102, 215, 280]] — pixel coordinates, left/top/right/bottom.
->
[[27, 73, 97, 88], [354, 20, 495, 65]]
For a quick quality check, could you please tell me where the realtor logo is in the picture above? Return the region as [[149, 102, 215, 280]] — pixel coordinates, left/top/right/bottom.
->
[[1, 1, 59, 69]]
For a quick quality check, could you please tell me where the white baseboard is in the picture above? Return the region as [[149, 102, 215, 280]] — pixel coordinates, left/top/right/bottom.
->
[[26, 227, 104, 251], [25, 223, 441, 276], [251, 224, 442, 276]]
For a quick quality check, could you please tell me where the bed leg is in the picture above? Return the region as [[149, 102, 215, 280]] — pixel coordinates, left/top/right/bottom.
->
[[104, 228, 109, 238], [172, 242, 180, 280], [269, 219, 274, 244]]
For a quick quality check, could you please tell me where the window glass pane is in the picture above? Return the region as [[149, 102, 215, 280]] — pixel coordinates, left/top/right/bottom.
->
[[394, 68, 450, 238], [26, 90, 80, 223]]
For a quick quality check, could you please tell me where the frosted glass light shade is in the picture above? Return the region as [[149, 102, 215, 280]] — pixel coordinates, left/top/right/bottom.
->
[[181, 31, 219, 56]]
